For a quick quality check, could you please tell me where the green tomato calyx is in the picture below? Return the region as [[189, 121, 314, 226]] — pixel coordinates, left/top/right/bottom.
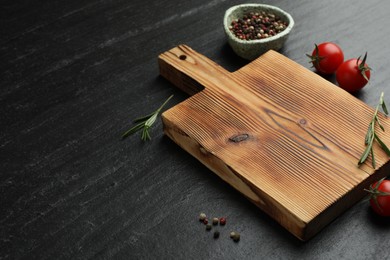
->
[[356, 52, 372, 82]]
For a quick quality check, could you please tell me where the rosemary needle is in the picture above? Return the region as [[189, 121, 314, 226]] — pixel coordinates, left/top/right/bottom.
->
[[122, 95, 173, 141], [358, 92, 390, 168]]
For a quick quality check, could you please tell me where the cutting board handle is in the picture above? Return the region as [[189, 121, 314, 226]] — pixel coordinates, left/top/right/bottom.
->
[[158, 45, 229, 96]]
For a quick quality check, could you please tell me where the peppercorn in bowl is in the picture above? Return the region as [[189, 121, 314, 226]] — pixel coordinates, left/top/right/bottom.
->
[[223, 4, 294, 60]]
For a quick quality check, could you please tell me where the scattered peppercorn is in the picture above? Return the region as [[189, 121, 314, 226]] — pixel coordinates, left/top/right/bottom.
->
[[229, 11, 288, 41], [206, 224, 212, 231], [199, 213, 207, 222], [197, 213, 240, 241], [231, 232, 240, 242]]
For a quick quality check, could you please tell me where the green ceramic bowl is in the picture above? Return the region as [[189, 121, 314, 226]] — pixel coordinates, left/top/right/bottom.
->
[[223, 4, 294, 60]]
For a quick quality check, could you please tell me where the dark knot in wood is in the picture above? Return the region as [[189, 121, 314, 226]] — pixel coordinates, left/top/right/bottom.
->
[[299, 118, 307, 125], [229, 134, 249, 143]]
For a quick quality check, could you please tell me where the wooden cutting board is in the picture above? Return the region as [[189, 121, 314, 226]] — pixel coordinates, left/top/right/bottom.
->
[[158, 44, 390, 240]]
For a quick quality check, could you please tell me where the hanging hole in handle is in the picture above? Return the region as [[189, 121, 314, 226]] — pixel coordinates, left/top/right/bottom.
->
[[179, 55, 187, 60]]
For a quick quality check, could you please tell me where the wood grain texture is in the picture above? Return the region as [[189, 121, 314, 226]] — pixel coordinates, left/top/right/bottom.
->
[[159, 45, 390, 240]]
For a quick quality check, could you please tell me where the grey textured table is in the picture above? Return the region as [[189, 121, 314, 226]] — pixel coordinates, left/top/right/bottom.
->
[[1, 0, 390, 259]]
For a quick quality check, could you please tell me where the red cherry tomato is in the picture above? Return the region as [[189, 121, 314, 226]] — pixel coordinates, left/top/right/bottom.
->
[[307, 42, 344, 74], [336, 53, 371, 93], [367, 178, 390, 217]]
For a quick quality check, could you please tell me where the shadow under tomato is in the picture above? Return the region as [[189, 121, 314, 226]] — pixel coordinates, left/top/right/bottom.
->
[[316, 71, 337, 84], [366, 206, 390, 229], [313, 70, 370, 99]]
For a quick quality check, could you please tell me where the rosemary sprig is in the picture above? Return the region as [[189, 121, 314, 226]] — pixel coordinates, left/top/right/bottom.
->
[[122, 95, 173, 141], [358, 92, 390, 168]]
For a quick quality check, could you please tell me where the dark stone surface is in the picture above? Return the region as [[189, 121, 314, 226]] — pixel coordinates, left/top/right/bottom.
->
[[1, 0, 390, 259]]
